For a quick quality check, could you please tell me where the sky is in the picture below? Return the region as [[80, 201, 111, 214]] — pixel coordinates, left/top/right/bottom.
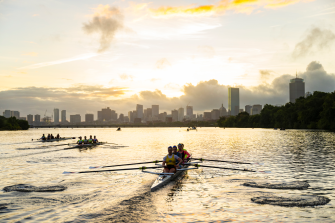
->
[[1, 0, 335, 119]]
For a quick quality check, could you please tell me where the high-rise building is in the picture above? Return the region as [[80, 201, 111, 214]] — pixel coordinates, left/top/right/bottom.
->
[[54, 108, 59, 124], [158, 112, 167, 122], [124, 116, 129, 122], [239, 109, 244, 113], [19, 117, 26, 120], [228, 87, 239, 116], [211, 109, 220, 120], [289, 77, 305, 103], [186, 106, 193, 118], [3, 110, 11, 118], [111, 110, 117, 120], [133, 110, 137, 119], [218, 104, 227, 117], [27, 114, 33, 125], [34, 114, 40, 124], [101, 107, 112, 121], [119, 113, 124, 122], [251, 104, 262, 115], [143, 109, 147, 121], [152, 105, 159, 119], [70, 114, 81, 123], [171, 109, 178, 122], [147, 108, 152, 119], [10, 111, 20, 119], [61, 110, 66, 122], [178, 107, 184, 121], [128, 111, 133, 123], [85, 114, 94, 122], [98, 111, 102, 121], [136, 104, 143, 119], [203, 112, 211, 120], [245, 105, 252, 115]]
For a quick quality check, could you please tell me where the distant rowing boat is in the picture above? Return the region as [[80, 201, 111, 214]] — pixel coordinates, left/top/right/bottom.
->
[[69, 142, 105, 148], [38, 137, 76, 142]]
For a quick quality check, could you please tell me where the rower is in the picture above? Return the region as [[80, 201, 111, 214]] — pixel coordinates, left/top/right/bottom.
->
[[178, 143, 191, 163], [88, 135, 93, 144], [56, 134, 60, 139], [47, 134, 51, 140], [172, 145, 182, 169], [41, 134, 46, 140], [77, 136, 83, 145], [83, 136, 88, 144], [93, 136, 98, 143], [50, 134, 54, 139], [163, 146, 183, 174]]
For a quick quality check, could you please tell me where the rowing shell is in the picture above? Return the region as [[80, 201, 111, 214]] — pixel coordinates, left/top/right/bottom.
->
[[150, 160, 196, 192], [40, 137, 75, 142], [71, 142, 105, 148]]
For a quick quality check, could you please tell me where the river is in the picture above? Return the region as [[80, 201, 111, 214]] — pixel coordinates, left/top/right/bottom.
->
[[0, 128, 334, 222]]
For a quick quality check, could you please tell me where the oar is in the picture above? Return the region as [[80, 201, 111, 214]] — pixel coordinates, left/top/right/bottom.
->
[[191, 158, 264, 166], [89, 160, 162, 169], [187, 164, 271, 173], [63, 166, 163, 174]]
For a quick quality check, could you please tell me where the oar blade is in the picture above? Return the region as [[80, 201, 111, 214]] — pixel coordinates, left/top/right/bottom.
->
[[63, 171, 79, 174], [257, 170, 271, 174], [89, 166, 102, 169]]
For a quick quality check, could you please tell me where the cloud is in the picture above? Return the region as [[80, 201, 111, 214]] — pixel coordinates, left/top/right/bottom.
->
[[150, 78, 161, 82], [259, 69, 274, 80], [18, 53, 99, 69], [83, 5, 124, 53], [119, 74, 133, 80], [155, 58, 171, 69], [197, 46, 215, 58], [292, 27, 335, 59], [32, 14, 39, 17], [22, 52, 38, 57], [149, 0, 312, 17], [2, 61, 334, 117]]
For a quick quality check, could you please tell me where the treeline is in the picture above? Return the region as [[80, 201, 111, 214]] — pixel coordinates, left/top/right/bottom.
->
[[0, 116, 30, 130], [217, 91, 335, 131]]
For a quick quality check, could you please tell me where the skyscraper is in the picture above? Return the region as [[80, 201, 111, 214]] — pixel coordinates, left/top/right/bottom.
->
[[10, 111, 20, 119], [245, 105, 252, 115], [178, 107, 184, 121], [171, 109, 178, 122], [27, 114, 33, 125], [152, 105, 159, 118], [136, 104, 143, 119], [61, 110, 66, 122], [228, 87, 239, 116], [251, 104, 262, 115], [54, 108, 59, 124], [289, 77, 305, 103], [34, 114, 40, 124], [70, 114, 81, 123], [128, 111, 133, 123], [219, 104, 227, 117], [3, 110, 11, 118], [186, 106, 193, 118], [85, 114, 94, 122]]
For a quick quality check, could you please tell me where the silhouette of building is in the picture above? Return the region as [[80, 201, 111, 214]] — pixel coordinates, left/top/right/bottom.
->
[[178, 107, 184, 121], [3, 110, 11, 118], [203, 112, 211, 120], [218, 104, 227, 117], [305, 91, 312, 97], [289, 76, 305, 103], [27, 114, 33, 125], [134, 118, 141, 124], [61, 110, 66, 122], [119, 113, 124, 122], [171, 109, 178, 122], [128, 111, 133, 123], [159, 112, 167, 122], [136, 104, 143, 119], [10, 111, 20, 119], [211, 109, 220, 120], [186, 106, 193, 118], [70, 114, 81, 123], [54, 108, 59, 124], [251, 104, 262, 115], [228, 87, 239, 116], [34, 114, 40, 124], [245, 105, 252, 115], [152, 105, 159, 119], [239, 109, 244, 113], [85, 114, 94, 122]]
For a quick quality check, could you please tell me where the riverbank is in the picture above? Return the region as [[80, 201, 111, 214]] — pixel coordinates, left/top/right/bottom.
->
[[0, 116, 29, 130]]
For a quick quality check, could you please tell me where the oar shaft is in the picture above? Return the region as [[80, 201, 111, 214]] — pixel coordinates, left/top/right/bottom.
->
[[90, 160, 162, 169], [192, 158, 254, 165], [64, 166, 162, 174], [187, 164, 256, 172]]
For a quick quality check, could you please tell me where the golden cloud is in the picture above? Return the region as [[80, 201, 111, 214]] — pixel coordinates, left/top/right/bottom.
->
[[149, 0, 314, 17], [22, 52, 38, 57], [91, 4, 122, 18]]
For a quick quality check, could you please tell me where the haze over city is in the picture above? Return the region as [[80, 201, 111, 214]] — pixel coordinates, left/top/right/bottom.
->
[[1, 0, 335, 118]]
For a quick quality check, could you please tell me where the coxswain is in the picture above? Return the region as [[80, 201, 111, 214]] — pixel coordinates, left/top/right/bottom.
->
[[178, 143, 191, 163], [83, 136, 88, 144], [162, 146, 183, 174], [93, 136, 98, 143], [41, 134, 46, 140], [77, 136, 83, 145], [88, 135, 93, 144]]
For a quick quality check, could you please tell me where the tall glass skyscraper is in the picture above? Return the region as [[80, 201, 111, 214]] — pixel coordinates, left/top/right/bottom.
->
[[228, 87, 239, 116], [289, 78, 305, 103], [54, 108, 59, 124]]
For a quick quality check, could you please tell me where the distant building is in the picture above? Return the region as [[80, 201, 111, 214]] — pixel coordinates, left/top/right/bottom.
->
[[3, 110, 11, 118], [27, 114, 33, 125], [136, 104, 143, 119], [10, 111, 20, 119], [305, 92, 312, 97], [34, 114, 40, 124], [70, 114, 81, 123], [245, 105, 252, 115], [186, 106, 193, 118], [124, 116, 129, 122], [197, 114, 203, 121], [19, 117, 26, 121], [158, 112, 167, 122], [85, 114, 94, 122], [289, 77, 305, 103], [111, 110, 117, 120], [251, 104, 262, 115], [166, 117, 172, 122], [178, 107, 184, 121], [211, 109, 220, 120], [119, 113, 124, 122], [97, 111, 102, 121], [218, 104, 227, 117], [171, 109, 178, 122], [133, 110, 137, 119], [134, 118, 141, 124], [239, 109, 244, 113], [203, 112, 211, 120], [128, 111, 133, 123], [101, 107, 112, 121], [152, 105, 159, 119], [54, 108, 59, 124], [61, 110, 66, 122], [228, 87, 239, 116]]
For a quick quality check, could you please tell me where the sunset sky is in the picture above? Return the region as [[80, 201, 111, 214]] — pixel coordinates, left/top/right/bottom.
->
[[1, 0, 335, 118]]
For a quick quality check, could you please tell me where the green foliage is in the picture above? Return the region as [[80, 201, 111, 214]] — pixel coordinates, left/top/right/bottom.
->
[[217, 91, 335, 131], [0, 116, 29, 131]]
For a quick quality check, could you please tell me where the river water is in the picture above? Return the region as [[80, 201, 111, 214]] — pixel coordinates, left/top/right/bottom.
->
[[0, 128, 334, 222]]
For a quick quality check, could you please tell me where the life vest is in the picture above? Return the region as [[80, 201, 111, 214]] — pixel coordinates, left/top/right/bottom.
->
[[93, 139, 97, 143], [88, 139, 93, 143], [165, 154, 176, 166], [77, 140, 83, 144], [83, 139, 88, 143]]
